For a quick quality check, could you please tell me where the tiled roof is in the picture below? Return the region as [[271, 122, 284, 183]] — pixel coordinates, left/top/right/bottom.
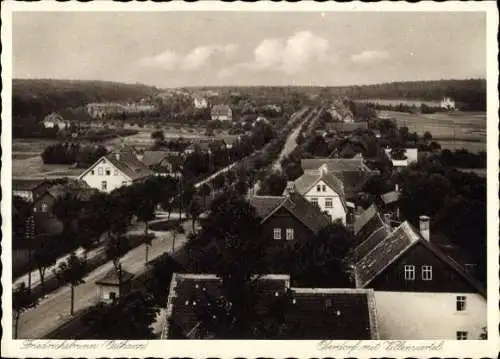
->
[[96, 268, 134, 286], [12, 178, 50, 191], [249, 196, 284, 219], [141, 151, 173, 167], [301, 158, 370, 172], [300, 158, 377, 199], [334, 170, 376, 199], [293, 170, 345, 197], [249, 193, 331, 234], [353, 204, 378, 236], [105, 150, 153, 181], [380, 190, 400, 205], [353, 221, 487, 296], [282, 193, 332, 234], [350, 225, 391, 263], [162, 274, 379, 339], [285, 288, 379, 339], [354, 222, 420, 288], [162, 273, 290, 339], [211, 105, 232, 116]]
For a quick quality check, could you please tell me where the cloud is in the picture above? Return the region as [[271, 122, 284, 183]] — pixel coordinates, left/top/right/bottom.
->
[[351, 50, 390, 64], [182, 46, 215, 71], [140, 43, 239, 71], [138, 50, 178, 70], [247, 31, 336, 74]]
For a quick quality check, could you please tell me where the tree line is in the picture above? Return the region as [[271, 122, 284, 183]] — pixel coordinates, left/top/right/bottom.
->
[[41, 142, 108, 167]]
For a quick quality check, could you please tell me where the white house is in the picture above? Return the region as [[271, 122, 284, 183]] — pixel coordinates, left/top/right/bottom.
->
[[42, 113, 69, 131], [352, 210, 487, 340], [78, 150, 153, 193], [211, 105, 232, 121], [287, 164, 347, 224], [384, 147, 419, 168], [441, 97, 456, 111], [193, 97, 208, 109]]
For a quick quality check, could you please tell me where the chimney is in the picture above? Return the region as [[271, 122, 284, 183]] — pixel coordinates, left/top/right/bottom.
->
[[419, 215, 430, 241], [395, 183, 399, 192], [115, 152, 120, 161], [320, 163, 328, 175], [384, 213, 392, 229], [284, 181, 296, 197]]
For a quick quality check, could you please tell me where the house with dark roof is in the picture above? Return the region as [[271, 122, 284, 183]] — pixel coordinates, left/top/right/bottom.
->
[[31, 180, 99, 235], [249, 191, 331, 243], [78, 149, 153, 193], [300, 157, 378, 200], [12, 178, 52, 203], [286, 164, 348, 224], [161, 273, 379, 339], [141, 150, 182, 177], [352, 216, 487, 340]]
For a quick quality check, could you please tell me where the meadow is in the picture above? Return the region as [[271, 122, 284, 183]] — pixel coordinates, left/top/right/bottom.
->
[[379, 110, 486, 153]]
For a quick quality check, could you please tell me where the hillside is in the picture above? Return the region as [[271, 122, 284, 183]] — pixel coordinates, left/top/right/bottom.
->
[[185, 79, 486, 111], [13, 79, 159, 118]]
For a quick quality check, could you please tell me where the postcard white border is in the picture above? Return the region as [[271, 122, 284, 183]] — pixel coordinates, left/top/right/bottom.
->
[[1, 1, 498, 358]]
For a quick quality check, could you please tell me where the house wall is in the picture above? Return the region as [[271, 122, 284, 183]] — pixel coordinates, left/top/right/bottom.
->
[[261, 207, 315, 243], [80, 157, 132, 193], [304, 180, 346, 224], [374, 291, 486, 339], [369, 242, 480, 293], [33, 193, 56, 216]]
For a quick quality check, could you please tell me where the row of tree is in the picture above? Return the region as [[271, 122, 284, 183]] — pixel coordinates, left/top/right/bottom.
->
[[41, 142, 108, 167]]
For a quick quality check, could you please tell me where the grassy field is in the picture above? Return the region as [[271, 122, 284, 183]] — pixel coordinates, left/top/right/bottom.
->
[[379, 110, 486, 153], [356, 98, 443, 107], [12, 128, 241, 178]]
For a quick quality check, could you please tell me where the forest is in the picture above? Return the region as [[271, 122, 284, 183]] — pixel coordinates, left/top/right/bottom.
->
[[12, 79, 159, 119]]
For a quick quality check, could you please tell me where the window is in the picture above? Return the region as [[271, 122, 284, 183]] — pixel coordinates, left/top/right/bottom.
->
[[456, 296, 466, 311], [322, 185, 326, 192], [122, 181, 127, 186], [286, 228, 294, 240], [91, 170, 95, 175], [325, 198, 333, 208], [101, 181, 107, 191], [456, 331, 468, 340], [273, 228, 281, 240], [316, 185, 321, 192], [311, 197, 318, 206], [41, 203, 48, 213], [422, 265, 433, 280], [404, 265, 415, 280], [114, 168, 119, 176], [98, 167, 103, 175], [105, 168, 111, 176]]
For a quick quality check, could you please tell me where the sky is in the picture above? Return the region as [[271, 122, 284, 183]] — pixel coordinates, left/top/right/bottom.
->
[[12, 11, 486, 88]]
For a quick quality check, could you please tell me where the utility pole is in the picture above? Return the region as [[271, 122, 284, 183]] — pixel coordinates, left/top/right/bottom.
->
[[25, 215, 35, 290]]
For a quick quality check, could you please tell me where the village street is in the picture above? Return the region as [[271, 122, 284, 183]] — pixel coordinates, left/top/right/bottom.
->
[[16, 220, 193, 339], [248, 108, 312, 197]]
